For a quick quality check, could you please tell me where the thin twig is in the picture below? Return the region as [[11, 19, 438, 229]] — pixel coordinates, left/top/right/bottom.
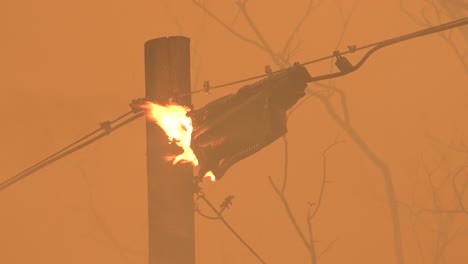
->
[[452, 166, 468, 214], [317, 238, 338, 260], [281, 0, 320, 57], [268, 176, 312, 257], [281, 135, 289, 193], [305, 138, 343, 264], [400, 0, 468, 73], [192, 0, 264, 50], [306, 213, 318, 264], [236, 1, 289, 68], [309, 91, 405, 264], [323, 0, 359, 124]]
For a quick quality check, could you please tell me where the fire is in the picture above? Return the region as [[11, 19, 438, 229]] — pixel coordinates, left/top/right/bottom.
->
[[204, 171, 215, 182], [140, 101, 215, 181]]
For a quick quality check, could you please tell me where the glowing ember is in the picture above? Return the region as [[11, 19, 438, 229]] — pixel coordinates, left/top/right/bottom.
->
[[140, 101, 215, 181]]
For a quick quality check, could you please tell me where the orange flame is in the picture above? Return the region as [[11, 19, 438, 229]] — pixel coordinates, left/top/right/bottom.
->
[[141, 101, 215, 181], [204, 171, 215, 182]]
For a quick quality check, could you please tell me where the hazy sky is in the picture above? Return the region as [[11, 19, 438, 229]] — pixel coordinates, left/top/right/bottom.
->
[[1, 0, 467, 263]]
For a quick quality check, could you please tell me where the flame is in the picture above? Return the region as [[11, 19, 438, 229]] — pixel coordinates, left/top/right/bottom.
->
[[140, 101, 215, 181], [204, 171, 216, 182], [140, 101, 198, 165]]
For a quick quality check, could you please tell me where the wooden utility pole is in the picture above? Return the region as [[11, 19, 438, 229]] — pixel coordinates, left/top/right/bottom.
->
[[145, 36, 195, 264]]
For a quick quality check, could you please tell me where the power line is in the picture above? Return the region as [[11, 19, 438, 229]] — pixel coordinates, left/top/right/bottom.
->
[[177, 17, 468, 98], [2, 17, 467, 192], [0, 110, 144, 192], [9, 110, 136, 182]]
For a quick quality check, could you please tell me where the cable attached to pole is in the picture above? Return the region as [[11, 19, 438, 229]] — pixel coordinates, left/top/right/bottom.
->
[[0, 105, 144, 192], [3, 17, 467, 192]]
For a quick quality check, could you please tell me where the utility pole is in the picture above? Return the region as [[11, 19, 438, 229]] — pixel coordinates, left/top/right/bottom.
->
[[145, 36, 195, 264]]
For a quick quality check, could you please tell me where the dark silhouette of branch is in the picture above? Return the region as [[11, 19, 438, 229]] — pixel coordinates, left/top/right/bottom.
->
[[270, 139, 342, 264], [268, 176, 312, 257], [309, 137, 344, 219], [317, 238, 338, 260], [320, 0, 358, 125], [196, 1, 404, 263], [438, 0, 468, 42], [307, 138, 343, 264], [309, 91, 405, 264], [192, 0, 265, 53], [280, 135, 289, 193], [452, 165, 468, 215], [195, 191, 268, 264], [422, 155, 455, 264], [410, 213, 426, 264], [331, 87, 350, 124], [331, 0, 359, 62], [397, 144, 468, 264], [235, 1, 289, 68], [280, 0, 322, 58], [400, 0, 468, 73], [306, 214, 318, 264], [399, 201, 468, 215]]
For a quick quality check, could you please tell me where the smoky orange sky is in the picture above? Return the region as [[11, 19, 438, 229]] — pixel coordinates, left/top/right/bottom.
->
[[1, 0, 467, 263]]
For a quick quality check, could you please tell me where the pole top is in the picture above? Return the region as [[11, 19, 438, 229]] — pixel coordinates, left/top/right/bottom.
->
[[145, 36, 190, 46]]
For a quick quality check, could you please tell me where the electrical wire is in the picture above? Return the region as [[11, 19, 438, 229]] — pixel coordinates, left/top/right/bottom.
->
[[176, 17, 468, 98], [2, 17, 467, 192], [0, 111, 144, 192], [9, 110, 136, 182]]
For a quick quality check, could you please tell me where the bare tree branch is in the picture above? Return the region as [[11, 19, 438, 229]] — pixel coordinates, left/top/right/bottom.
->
[[452, 165, 468, 214], [306, 138, 343, 264], [306, 214, 318, 264], [309, 137, 344, 220], [271, 138, 342, 264], [192, 0, 264, 50], [196, 1, 405, 263], [268, 176, 312, 258], [281, 0, 321, 58], [280, 135, 289, 193], [322, 0, 359, 124], [410, 214, 426, 264], [309, 90, 405, 264], [398, 145, 468, 264], [400, 0, 468, 73], [317, 238, 338, 260], [235, 1, 289, 68]]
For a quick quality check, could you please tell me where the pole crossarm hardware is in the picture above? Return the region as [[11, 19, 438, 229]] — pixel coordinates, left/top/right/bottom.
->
[[2, 18, 467, 192]]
